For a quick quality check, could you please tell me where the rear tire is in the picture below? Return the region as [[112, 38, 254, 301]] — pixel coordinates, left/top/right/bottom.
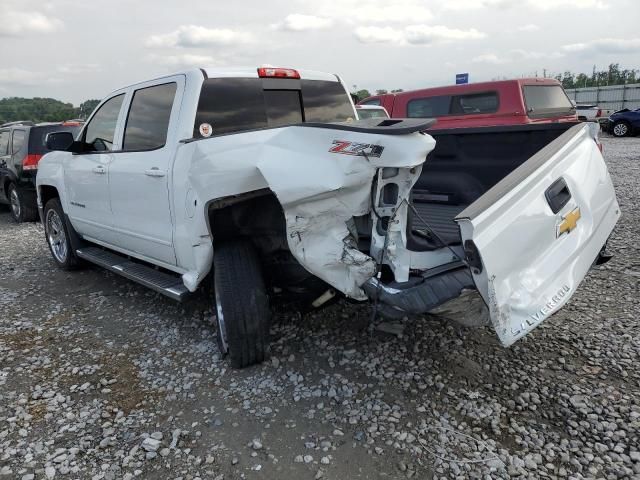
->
[[612, 121, 631, 137], [8, 183, 38, 223], [213, 240, 270, 368], [44, 198, 80, 270]]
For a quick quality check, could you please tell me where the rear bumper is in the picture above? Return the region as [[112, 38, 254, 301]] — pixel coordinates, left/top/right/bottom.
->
[[362, 263, 475, 316]]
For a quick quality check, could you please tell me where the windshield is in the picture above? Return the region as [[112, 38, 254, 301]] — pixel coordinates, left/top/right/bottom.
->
[[194, 77, 355, 137]]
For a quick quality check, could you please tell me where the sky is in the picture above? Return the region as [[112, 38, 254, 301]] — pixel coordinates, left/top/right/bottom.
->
[[1, 0, 639, 105]]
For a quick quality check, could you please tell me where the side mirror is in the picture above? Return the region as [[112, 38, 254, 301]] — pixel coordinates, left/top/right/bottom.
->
[[46, 131, 76, 151]]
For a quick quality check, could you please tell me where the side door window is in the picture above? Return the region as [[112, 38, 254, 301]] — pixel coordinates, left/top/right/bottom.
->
[[407, 96, 452, 117], [122, 83, 177, 151], [451, 92, 498, 115], [11, 130, 26, 155], [83, 94, 125, 152], [0, 130, 10, 155]]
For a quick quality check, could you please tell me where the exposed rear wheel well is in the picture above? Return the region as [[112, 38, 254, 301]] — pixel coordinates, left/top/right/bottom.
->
[[39, 185, 60, 210], [207, 191, 320, 291], [207, 191, 288, 253]]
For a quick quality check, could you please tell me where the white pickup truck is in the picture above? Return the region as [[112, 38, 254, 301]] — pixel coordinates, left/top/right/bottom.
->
[[37, 66, 620, 368]]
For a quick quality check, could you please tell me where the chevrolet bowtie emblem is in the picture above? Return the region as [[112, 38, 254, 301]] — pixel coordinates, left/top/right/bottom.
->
[[557, 207, 581, 237]]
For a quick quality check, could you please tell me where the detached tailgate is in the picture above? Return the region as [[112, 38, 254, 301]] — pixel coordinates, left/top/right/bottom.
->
[[455, 123, 620, 346]]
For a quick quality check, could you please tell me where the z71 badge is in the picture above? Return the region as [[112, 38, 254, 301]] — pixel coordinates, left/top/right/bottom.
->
[[329, 140, 384, 157]]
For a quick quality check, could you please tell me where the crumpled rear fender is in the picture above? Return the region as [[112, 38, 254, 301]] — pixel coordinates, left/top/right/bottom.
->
[[255, 124, 435, 299]]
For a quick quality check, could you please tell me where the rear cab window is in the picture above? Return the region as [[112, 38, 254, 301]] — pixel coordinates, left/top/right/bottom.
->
[[407, 92, 498, 118], [193, 77, 355, 137], [523, 85, 574, 119]]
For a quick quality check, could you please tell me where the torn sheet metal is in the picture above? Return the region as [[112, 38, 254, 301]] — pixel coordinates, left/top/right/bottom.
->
[[256, 124, 435, 299]]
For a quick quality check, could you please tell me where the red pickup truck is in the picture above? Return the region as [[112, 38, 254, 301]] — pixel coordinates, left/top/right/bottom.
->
[[358, 78, 577, 130]]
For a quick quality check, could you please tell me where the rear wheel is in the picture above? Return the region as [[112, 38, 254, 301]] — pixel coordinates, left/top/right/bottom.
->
[[8, 183, 38, 223], [213, 240, 270, 368], [44, 198, 80, 270], [612, 121, 630, 137]]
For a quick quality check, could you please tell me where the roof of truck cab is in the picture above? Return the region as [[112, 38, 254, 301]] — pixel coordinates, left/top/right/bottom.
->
[[202, 67, 339, 81], [360, 77, 563, 104], [100, 67, 341, 101]]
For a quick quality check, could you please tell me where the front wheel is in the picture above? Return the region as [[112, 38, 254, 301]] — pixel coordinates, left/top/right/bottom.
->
[[44, 198, 80, 270], [612, 121, 630, 137], [213, 240, 270, 368]]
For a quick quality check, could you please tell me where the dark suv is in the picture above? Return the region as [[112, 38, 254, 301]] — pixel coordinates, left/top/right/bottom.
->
[[0, 121, 81, 222]]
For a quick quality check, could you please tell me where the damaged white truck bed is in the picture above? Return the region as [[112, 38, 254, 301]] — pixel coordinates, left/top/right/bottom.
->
[[37, 67, 620, 368]]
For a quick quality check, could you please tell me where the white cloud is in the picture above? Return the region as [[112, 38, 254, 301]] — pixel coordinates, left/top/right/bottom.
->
[[562, 38, 640, 55], [272, 14, 333, 31], [146, 54, 220, 68], [510, 49, 564, 60], [473, 49, 565, 64], [353, 4, 433, 23], [517, 24, 540, 32], [443, 0, 607, 10], [405, 25, 485, 44], [524, 0, 608, 9], [354, 26, 405, 44], [472, 53, 507, 64], [355, 25, 485, 45], [145, 25, 251, 48], [1, 11, 63, 36], [0, 68, 39, 85], [317, 0, 432, 23], [56, 64, 102, 75], [0, 67, 61, 86]]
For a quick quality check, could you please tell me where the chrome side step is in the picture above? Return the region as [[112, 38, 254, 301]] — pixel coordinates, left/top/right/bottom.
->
[[76, 247, 189, 302]]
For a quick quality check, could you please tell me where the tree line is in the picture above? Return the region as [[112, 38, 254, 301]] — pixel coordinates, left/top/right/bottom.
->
[[4, 64, 637, 123], [554, 63, 638, 90], [0, 97, 100, 125]]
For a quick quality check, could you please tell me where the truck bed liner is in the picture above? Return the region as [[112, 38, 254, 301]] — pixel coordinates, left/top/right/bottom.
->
[[410, 202, 466, 246]]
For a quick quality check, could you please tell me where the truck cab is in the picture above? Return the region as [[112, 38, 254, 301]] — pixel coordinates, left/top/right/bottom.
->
[[359, 78, 577, 130]]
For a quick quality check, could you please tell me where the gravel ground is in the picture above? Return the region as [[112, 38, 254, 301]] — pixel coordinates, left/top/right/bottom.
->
[[0, 135, 638, 480]]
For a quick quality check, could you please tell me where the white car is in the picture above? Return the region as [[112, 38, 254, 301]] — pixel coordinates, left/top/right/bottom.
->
[[37, 66, 620, 368], [356, 104, 389, 119], [576, 104, 603, 122]]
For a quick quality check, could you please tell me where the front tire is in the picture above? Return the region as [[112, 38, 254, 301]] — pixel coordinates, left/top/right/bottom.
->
[[8, 183, 38, 223], [44, 198, 80, 270], [612, 121, 631, 137], [213, 240, 270, 368]]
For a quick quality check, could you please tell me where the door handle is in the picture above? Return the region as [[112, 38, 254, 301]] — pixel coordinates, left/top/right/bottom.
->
[[92, 165, 106, 174], [545, 177, 572, 214], [145, 168, 166, 177]]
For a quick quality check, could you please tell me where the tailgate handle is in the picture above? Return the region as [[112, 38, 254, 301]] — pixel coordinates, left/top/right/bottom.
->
[[545, 178, 572, 214]]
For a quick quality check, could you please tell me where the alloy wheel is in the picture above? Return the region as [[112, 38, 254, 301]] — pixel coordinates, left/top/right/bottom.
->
[[46, 209, 68, 263], [9, 188, 20, 220], [613, 123, 628, 137]]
